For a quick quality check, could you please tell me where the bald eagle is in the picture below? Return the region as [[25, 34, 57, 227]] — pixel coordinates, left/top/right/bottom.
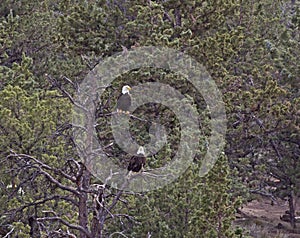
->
[[127, 146, 146, 175], [116, 85, 131, 114]]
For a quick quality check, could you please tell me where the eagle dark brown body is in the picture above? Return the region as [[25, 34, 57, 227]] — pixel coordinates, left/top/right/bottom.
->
[[127, 155, 146, 172], [116, 93, 131, 113], [116, 85, 131, 113], [127, 146, 146, 174]]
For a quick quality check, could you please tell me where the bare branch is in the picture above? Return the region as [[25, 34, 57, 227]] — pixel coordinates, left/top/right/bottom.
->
[[107, 213, 137, 223], [45, 74, 89, 113], [3, 226, 14, 238], [97, 112, 154, 124], [108, 180, 128, 212], [39, 168, 80, 195], [62, 76, 78, 91], [7, 153, 80, 196], [37, 217, 92, 238], [250, 189, 276, 200], [270, 139, 283, 161], [109, 231, 129, 238], [8, 195, 78, 216]]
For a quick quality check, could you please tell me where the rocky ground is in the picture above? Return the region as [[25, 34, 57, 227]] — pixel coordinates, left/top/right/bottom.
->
[[235, 198, 300, 238]]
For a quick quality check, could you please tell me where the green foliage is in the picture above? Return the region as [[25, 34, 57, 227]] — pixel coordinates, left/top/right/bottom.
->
[[0, 0, 299, 236], [0, 39, 72, 236], [0, 84, 71, 157], [118, 154, 240, 238], [11, 222, 31, 238]]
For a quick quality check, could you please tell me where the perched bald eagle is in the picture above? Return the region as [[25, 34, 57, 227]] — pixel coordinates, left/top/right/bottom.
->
[[116, 85, 131, 114], [127, 146, 146, 175]]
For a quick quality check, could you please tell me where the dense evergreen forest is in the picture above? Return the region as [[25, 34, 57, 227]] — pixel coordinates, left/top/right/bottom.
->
[[0, 0, 299, 237]]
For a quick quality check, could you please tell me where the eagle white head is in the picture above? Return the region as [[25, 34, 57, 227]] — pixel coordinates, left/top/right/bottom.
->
[[137, 146, 145, 156], [122, 85, 131, 94]]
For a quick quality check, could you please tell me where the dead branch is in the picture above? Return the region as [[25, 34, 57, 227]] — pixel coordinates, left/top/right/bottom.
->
[[37, 216, 92, 238], [7, 152, 80, 196]]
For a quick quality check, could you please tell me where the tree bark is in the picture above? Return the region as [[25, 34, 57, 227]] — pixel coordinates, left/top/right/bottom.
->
[[78, 169, 91, 238], [288, 191, 296, 229], [91, 192, 104, 238]]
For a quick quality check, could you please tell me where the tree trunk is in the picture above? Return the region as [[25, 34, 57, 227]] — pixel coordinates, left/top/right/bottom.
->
[[28, 216, 40, 238], [78, 169, 91, 238], [288, 191, 296, 229], [91, 212, 102, 238], [91, 193, 104, 238]]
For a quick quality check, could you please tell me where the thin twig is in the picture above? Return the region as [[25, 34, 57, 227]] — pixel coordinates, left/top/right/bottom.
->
[[98, 111, 156, 125], [8, 152, 80, 196], [3, 227, 14, 238], [109, 231, 129, 238]]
